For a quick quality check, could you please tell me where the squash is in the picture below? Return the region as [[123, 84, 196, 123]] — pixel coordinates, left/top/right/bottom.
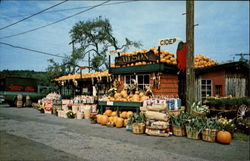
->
[[121, 90, 128, 98], [217, 131, 232, 144], [104, 109, 112, 117], [111, 111, 117, 116], [121, 111, 127, 118], [100, 115, 109, 125], [116, 117, 124, 128], [96, 114, 102, 124], [126, 111, 133, 118]]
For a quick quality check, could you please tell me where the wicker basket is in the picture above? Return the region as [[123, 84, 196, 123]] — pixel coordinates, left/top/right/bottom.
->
[[132, 123, 145, 134], [169, 106, 185, 116], [172, 126, 186, 136], [190, 109, 206, 117], [202, 129, 217, 142], [186, 126, 201, 140]]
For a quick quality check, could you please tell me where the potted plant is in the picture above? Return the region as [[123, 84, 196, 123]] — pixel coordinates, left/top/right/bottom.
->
[[185, 117, 206, 140], [66, 110, 76, 119], [170, 112, 190, 136], [127, 113, 146, 134], [202, 117, 220, 142], [217, 117, 236, 144], [191, 101, 209, 117]]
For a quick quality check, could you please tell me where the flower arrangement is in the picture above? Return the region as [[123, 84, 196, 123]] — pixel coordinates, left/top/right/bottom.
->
[[218, 117, 236, 134], [66, 110, 76, 119]]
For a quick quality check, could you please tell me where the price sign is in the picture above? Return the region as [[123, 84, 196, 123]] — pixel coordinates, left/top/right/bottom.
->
[[107, 101, 114, 106]]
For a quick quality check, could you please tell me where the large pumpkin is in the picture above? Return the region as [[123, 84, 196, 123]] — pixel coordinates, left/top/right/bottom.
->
[[96, 114, 102, 124], [121, 111, 127, 118], [104, 110, 112, 117], [126, 111, 133, 118], [217, 131, 232, 144], [111, 111, 117, 117], [121, 90, 128, 98], [100, 115, 109, 125], [116, 117, 124, 128]]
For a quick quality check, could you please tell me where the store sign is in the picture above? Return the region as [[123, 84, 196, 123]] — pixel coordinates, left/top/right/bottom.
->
[[115, 50, 158, 65], [158, 38, 180, 46]]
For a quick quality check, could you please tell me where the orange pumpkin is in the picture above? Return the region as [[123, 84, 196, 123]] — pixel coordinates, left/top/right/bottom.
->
[[100, 115, 109, 125], [104, 109, 112, 117], [116, 117, 124, 128], [121, 111, 127, 118], [217, 131, 232, 144], [126, 111, 133, 118], [96, 114, 102, 124], [111, 111, 117, 117]]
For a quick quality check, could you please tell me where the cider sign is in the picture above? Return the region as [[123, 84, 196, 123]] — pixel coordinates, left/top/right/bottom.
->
[[158, 38, 181, 46]]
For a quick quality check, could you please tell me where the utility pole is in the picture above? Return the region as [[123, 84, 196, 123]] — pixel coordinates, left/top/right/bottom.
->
[[186, 0, 195, 113]]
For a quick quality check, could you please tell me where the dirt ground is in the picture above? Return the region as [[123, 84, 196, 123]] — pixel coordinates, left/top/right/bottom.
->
[[0, 105, 249, 161]]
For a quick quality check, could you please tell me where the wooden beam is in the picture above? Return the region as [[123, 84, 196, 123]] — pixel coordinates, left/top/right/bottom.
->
[[186, 0, 196, 112]]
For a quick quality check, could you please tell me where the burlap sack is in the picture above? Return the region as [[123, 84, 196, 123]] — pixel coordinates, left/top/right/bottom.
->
[[145, 111, 169, 121], [146, 104, 167, 112]]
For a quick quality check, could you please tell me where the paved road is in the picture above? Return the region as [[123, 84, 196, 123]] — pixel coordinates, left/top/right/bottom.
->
[[0, 105, 249, 161]]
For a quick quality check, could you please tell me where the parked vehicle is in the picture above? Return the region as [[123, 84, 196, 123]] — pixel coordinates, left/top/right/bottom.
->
[[0, 77, 51, 106]]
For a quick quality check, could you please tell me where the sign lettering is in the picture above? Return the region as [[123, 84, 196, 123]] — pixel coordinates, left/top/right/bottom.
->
[[158, 38, 180, 46], [115, 50, 158, 66]]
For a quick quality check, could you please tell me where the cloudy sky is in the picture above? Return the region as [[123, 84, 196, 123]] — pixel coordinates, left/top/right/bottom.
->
[[0, 0, 249, 72]]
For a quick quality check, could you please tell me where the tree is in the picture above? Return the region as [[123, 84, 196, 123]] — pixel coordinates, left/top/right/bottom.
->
[[69, 16, 142, 71]]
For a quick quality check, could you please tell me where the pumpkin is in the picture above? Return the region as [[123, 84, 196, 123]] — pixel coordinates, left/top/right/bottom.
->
[[121, 90, 128, 98], [124, 119, 128, 127], [108, 116, 114, 122], [96, 114, 102, 124], [217, 131, 232, 144], [100, 115, 109, 125], [104, 109, 112, 117], [116, 117, 124, 128], [121, 111, 127, 118], [126, 111, 133, 118], [114, 93, 121, 99], [111, 111, 117, 116]]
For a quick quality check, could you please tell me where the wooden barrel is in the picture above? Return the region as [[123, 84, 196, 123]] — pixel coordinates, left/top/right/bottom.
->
[[16, 101, 23, 108], [25, 95, 32, 107], [17, 94, 23, 101]]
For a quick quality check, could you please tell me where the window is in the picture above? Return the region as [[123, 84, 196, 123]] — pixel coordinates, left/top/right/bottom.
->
[[124, 74, 150, 91], [201, 80, 212, 100]]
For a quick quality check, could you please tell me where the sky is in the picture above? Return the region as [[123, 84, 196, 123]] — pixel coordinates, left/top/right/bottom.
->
[[0, 0, 249, 72]]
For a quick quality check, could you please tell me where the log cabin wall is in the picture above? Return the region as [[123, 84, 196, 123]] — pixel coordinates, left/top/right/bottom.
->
[[117, 73, 178, 96], [198, 70, 226, 97], [151, 73, 178, 96]]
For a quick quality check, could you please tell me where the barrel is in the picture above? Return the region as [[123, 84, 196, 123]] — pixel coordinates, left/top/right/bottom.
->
[[25, 95, 32, 107], [16, 101, 23, 108], [17, 94, 23, 101]]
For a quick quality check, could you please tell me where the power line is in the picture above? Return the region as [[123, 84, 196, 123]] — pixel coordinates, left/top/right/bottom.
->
[[0, 41, 66, 58], [2, 1, 137, 19], [0, 0, 110, 40], [0, 0, 68, 31]]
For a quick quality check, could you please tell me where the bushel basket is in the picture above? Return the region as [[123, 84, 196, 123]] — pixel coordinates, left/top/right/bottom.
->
[[132, 123, 145, 134], [172, 126, 186, 136], [202, 129, 217, 142]]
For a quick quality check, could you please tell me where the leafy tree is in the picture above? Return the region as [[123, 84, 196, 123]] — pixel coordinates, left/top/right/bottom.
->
[[69, 16, 142, 71]]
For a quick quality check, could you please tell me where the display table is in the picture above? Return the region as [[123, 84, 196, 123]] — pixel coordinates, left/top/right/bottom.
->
[[98, 101, 142, 114]]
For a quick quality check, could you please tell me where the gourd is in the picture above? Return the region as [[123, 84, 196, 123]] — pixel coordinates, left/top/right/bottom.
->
[[100, 115, 109, 125], [104, 109, 112, 117], [116, 117, 124, 128], [96, 114, 102, 124], [121, 111, 127, 118], [111, 111, 117, 116], [217, 131, 232, 144], [126, 111, 133, 118]]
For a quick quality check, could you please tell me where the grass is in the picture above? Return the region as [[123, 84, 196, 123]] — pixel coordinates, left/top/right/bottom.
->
[[233, 132, 249, 142]]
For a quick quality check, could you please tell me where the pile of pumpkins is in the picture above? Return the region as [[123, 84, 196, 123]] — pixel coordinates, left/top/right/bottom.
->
[[194, 55, 219, 69], [110, 48, 177, 68], [96, 110, 133, 128], [106, 90, 148, 102]]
